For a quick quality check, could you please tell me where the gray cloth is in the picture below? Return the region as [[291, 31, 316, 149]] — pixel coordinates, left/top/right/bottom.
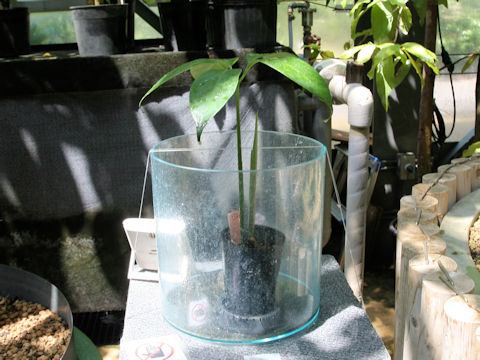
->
[[0, 82, 296, 220], [120, 255, 390, 360]]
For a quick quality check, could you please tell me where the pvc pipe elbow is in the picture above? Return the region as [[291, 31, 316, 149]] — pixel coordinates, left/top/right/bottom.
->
[[345, 84, 373, 128]]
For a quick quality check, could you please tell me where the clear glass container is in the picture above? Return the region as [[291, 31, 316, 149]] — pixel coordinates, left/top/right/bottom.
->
[[151, 130, 326, 343]]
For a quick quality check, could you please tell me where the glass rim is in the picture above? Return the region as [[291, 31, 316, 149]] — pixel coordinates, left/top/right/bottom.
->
[[150, 130, 327, 174]]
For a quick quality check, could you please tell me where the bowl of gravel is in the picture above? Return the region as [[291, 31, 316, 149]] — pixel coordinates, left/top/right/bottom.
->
[[0, 264, 75, 360]]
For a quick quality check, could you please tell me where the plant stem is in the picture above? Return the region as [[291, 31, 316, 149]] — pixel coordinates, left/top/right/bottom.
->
[[248, 114, 259, 238], [235, 86, 245, 231]]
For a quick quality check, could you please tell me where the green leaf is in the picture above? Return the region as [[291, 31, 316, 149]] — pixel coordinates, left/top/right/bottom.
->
[[257, 53, 332, 109], [398, 5, 412, 34], [190, 68, 242, 140], [356, 42, 377, 63], [320, 50, 336, 59], [340, 44, 364, 59], [190, 58, 239, 79], [388, 0, 406, 5], [424, 60, 440, 75], [402, 42, 437, 63], [139, 58, 237, 107], [366, 42, 401, 78], [375, 63, 392, 111], [74, 327, 102, 360], [383, 55, 410, 89], [371, 2, 394, 43], [351, 28, 374, 42], [405, 52, 424, 85], [462, 54, 479, 73]]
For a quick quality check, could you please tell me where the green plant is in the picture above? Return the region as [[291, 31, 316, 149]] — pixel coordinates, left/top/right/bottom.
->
[[139, 53, 332, 239], [336, 0, 441, 110]]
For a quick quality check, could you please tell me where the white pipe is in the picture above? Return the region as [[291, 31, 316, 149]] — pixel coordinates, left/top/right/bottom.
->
[[318, 62, 374, 302]]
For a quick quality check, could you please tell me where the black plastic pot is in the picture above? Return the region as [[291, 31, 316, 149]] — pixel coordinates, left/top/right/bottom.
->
[[70, 4, 128, 56], [0, 7, 29, 58], [208, 0, 277, 50], [222, 225, 285, 316], [158, 0, 208, 51]]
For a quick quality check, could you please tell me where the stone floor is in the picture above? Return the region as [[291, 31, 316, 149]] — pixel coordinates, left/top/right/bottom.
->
[[363, 269, 395, 358]]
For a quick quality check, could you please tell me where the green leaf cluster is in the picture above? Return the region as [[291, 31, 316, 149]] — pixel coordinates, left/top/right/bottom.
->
[[338, 0, 444, 110], [140, 53, 332, 140], [341, 41, 438, 109], [140, 52, 332, 236], [350, 0, 412, 44]]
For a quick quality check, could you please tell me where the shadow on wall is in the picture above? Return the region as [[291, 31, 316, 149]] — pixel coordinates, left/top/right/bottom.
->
[[0, 55, 298, 311]]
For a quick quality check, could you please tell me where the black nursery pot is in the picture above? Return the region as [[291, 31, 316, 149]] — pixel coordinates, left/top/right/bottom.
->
[[222, 225, 285, 316], [70, 4, 128, 56], [158, 0, 208, 51], [208, 0, 277, 50], [0, 7, 30, 58]]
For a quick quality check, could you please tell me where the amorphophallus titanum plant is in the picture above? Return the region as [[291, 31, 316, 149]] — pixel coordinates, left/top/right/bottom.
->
[[139, 52, 332, 242]]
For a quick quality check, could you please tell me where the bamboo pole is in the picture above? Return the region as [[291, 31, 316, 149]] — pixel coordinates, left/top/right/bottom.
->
[[411, 271, 475, 360], [422, 172, 457, 209], [402, 255, 458, 360], [438, 164, 472, 200], [442, 295, 480, 360], [411, 183, 449, 221]]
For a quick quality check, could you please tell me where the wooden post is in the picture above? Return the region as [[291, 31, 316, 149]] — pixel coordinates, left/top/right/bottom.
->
[[467, 159, 480, 191], [411, 183, 449, 221], [403, 255, 458, 360], [400, 194, 438, 214], [422, 172, 457, 210], [394, 227, 444, 360], [438, 164, 472, 200], [412, 272, 475, 360], [442, 295, 480, 360], [397, 207, 437, 227]]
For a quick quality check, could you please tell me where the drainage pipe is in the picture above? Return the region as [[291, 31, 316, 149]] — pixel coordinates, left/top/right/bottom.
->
[[317, 60, 374, 302]]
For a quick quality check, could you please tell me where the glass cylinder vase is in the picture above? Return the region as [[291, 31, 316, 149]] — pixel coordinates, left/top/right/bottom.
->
[[150, 130, 326, 343]]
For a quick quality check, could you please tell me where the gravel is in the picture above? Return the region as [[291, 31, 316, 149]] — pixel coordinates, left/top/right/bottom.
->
[[469, 216, 480, 271], [0, 296, 71, 360]]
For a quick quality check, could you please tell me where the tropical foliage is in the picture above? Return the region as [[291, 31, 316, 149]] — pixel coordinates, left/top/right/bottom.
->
[[336, 0, 443, 110], [140, 52, 332, 234]]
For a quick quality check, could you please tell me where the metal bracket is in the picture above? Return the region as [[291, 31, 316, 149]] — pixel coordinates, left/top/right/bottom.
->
[[397, 152, 416, 180]]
